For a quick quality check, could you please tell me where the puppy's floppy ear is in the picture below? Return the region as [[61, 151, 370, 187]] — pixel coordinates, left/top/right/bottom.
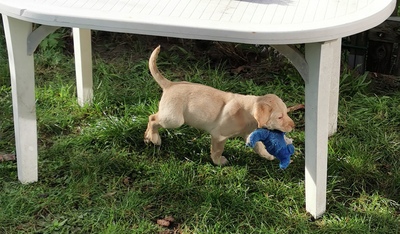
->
[[254, 102, 272, 128]]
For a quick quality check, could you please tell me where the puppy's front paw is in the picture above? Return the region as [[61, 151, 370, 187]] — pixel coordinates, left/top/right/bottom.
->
[[212, 155, 228, 166], [144, 129, 161, 145]]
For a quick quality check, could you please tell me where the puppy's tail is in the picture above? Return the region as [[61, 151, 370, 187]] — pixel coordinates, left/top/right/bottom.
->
[[149, 45, 172, 89]]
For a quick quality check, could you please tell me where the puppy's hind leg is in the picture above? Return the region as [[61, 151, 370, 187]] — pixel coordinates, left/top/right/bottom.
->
[[144, 113, 162, 145], [144, 111, 185, 145], [210, 136, 229, 166]]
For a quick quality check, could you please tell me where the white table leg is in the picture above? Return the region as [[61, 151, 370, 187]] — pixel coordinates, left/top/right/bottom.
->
[[2, 16, 38, 183], [304, 38, 341, 218], [328, 39, 342, 136], [73, 28, 93, 106]]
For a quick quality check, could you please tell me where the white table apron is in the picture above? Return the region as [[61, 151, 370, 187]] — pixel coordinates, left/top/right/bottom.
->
[[1, 0, 395, 219]]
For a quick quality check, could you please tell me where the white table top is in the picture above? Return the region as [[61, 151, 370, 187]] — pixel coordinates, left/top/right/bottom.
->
[[0, 0, 396, 44]]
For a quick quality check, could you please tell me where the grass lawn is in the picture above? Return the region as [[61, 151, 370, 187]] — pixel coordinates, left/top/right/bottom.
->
[[0, 27, 399, 233]]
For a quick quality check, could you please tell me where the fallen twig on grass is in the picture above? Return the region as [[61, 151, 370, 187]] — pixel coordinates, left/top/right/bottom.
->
[[288, 104, 305, 112]]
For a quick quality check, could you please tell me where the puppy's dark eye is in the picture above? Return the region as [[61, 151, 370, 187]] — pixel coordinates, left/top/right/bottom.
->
[[278, 116, 283, 120]]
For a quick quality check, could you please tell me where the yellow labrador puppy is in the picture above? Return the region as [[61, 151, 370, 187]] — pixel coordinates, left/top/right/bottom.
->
[[144, 46, 295, 165]]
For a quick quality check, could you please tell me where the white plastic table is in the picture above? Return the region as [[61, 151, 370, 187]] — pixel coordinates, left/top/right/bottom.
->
[[0, 0, 395, 218]]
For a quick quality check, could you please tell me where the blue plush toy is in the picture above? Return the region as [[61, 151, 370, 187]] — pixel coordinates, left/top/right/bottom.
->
[[246, 128, 295, 169]]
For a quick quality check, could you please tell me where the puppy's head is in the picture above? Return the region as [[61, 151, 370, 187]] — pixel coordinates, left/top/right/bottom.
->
[[253, 94, 295, 132]]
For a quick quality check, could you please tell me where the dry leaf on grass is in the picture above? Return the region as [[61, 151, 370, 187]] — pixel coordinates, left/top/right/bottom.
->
[[102, 191, 117, 198], [156, 215, 176, 227], [157, 219, 171, 227], [0, 153, 16, 162]]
